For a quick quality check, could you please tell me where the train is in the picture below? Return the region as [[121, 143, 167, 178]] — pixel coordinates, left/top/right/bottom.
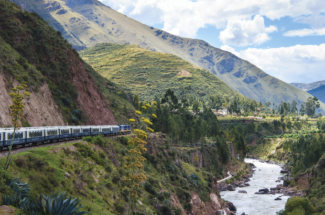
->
[[0, 124, 131, 151]]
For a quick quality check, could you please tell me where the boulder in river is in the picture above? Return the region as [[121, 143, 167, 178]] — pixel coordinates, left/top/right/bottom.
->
[[257, 188, 269, 194], [225, 201, 237, 212], [275, 197, 282, 200], [238, 190, 247, 194], [227, 184, 235, 191], [275, 180, 281, 182], [280, 170, 289, 174]]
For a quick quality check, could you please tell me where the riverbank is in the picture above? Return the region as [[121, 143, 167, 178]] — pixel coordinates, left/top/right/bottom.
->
[[219, 158, 291, 215]]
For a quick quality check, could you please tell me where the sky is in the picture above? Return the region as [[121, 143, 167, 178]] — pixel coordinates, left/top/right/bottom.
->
[[99, 0, 325, 84]]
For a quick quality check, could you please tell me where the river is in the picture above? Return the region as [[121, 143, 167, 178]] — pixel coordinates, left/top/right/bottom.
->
[[220, 158, 290, 215]]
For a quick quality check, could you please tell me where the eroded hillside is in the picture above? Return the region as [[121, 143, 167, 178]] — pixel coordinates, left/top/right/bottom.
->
[[0, 0, 117, 126]]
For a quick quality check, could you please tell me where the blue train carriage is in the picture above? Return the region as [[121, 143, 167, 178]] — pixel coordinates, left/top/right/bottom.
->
[[44, 127, 60, 142], [0, 129, 3, 150], [80, 126, 91, 137], [70, 126, 82, 138], [91, 126, 101, 136], [2, 128, 26, 149], [100, 126, 112, 136], [111, 125, 120, 135], [25, 127, 45, 146], [59, 126, 71, 140]]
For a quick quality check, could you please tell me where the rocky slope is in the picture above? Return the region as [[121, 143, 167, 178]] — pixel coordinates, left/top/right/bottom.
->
[[10, 0, 323, 111], [0, 0, 116, 126], [291, 80, 325, 92]]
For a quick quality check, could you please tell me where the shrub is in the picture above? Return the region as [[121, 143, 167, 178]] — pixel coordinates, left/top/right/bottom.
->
[[14, 157, 27, 168], [93, 135, 106, 147], [82, 136, 93, 143], [118, 136, 128, 145], [112, 175, 120, 184]]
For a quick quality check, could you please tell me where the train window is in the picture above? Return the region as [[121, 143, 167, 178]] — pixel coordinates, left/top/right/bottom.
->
[[83, 129, 90, 133], [102, 128, 110, 132], [29, 131, 42, 138], [8, 132, 23, 139], [61, 129, 69, 134], [92, 128, 99, 132], [73, 129, 80, 133], [47, 130, 58, 136]]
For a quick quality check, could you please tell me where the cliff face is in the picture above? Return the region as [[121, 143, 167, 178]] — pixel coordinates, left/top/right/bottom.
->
[[0, 0, 116, 126], [68, 52, 116, 125], [0, 74, 65, 127]]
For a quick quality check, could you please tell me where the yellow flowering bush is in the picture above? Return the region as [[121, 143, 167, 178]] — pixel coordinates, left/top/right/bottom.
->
[[4, 81, 29, 170], [124, 100, 157, 211]]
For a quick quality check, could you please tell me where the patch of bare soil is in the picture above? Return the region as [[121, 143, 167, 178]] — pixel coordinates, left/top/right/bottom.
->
[[177, 69, 192, 77], [0, 205, 17, 214]]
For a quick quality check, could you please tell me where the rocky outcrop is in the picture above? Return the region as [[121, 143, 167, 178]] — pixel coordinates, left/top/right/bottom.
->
[[189, 192, 234, 215], [0, 74, 65, 127], [68, 51, 116, 125]]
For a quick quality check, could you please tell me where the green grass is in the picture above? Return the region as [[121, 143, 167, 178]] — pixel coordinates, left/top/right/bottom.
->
[[80, 43, 245, 102]]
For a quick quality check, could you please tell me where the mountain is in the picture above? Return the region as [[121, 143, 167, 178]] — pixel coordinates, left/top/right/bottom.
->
[[11, 0, 321, 110], [291, 80, 325, 91], [80, 43, 246, 101], [0, 0, 120, 126], [307, 85, 325, 104]]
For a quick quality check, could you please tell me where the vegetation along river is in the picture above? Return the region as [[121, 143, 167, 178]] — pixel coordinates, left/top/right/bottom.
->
[[220, 158, 289, 215]]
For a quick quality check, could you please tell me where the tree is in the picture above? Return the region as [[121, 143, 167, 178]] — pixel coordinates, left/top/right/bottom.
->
[[161, 89, 179, 111], [133, 94, 140, 110], [4, 81, 29, 170], [300, 104, 305, 116], [305, 96, 320, 117], [291, 101, 298, 114], [192, 101, 200, 115]]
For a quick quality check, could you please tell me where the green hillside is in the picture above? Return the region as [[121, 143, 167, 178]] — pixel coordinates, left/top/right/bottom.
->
[[11, 0, 321, 109], [0, 0, 137, 125], [80, 43, 245, 101]]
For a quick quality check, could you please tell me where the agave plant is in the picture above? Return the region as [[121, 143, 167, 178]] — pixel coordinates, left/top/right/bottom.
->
[[42, 192, 88, 215], [7, 178, 30, 199], [1, 178, 31, 208], [1, 179, 87, 215]]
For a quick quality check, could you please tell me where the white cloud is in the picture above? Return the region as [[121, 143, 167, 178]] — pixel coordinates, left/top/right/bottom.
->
[[284, 27, 325, 37], [222, 44, 325, 83], [220, 45, 240, 57], [100, 0, 325, 40], [219, 15, 277, 46]]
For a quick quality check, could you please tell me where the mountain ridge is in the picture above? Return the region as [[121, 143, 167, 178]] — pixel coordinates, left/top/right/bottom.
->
[[11, 0, 325, 113]]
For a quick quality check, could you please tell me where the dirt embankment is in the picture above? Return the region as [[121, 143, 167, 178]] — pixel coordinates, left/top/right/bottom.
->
[[68, 51, 116, 125], [0, 74, 65, 127]]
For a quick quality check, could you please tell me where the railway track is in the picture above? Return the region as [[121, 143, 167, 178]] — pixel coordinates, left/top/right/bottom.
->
[[0, 134, 134, 158]]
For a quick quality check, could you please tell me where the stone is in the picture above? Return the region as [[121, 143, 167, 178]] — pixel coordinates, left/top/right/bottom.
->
[[238, 190, 247, 194], [275, 197, 282, 200], [227, 184, 235, 191], [258, 188, 269, 194], [65, 172, 71, 178], [225, 201, 237, 212], [280, 170, 289, 174]]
